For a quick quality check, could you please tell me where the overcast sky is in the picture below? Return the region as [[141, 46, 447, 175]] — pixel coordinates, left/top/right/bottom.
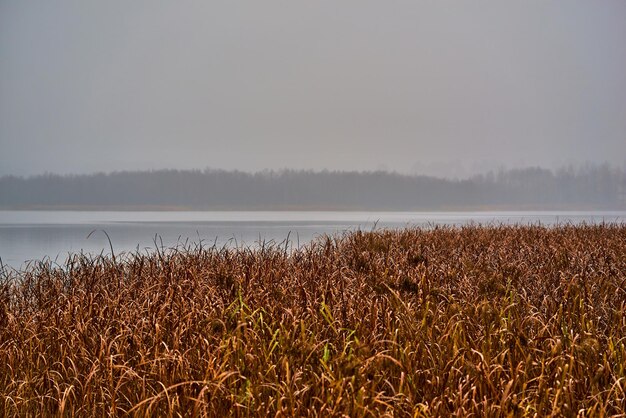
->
[[1, 1, 625, 178]]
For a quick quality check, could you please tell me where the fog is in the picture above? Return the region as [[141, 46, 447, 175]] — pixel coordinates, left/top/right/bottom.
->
[[1, 1, 625, 178]]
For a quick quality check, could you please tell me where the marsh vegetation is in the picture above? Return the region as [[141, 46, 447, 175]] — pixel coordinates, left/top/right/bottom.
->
[[1, 224, 625, 416]]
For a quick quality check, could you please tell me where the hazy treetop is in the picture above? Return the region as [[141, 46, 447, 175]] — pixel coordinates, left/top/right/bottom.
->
[[1, 1, 625, 177]]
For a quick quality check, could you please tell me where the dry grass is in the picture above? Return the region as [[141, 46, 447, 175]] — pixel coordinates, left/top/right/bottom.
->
[[1, 224, 625, 416]]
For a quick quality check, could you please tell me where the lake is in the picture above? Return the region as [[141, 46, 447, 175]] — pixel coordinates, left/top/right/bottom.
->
[[1, 210, 625, 269]]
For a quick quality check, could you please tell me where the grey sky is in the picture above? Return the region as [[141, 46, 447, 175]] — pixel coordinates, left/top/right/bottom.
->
[[1, 1, 625, 178]]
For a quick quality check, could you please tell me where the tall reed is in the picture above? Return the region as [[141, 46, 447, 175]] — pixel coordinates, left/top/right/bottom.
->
[[1, 224, 625, 416]]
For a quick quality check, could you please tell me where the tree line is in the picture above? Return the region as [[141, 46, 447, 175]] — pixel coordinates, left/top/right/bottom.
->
[[1, 165, 625, 210]]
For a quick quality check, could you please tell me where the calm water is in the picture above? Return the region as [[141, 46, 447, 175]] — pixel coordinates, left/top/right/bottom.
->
[[1, 210, 624, 269]]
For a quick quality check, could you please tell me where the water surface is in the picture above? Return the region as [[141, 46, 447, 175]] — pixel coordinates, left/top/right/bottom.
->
[[1, 210, 624, 269]]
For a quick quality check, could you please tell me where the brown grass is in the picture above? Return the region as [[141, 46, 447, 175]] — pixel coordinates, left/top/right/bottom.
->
[[1, 224, 625, 416]]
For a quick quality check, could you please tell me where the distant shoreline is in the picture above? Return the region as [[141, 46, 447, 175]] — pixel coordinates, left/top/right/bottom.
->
[[2, 167, 625, 211]]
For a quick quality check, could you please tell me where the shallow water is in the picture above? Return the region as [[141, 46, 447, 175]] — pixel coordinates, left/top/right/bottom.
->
[[1, 210, 624, 269]]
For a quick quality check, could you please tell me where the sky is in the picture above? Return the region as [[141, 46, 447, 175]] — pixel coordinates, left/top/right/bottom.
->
[[1, 1, 625, 178]]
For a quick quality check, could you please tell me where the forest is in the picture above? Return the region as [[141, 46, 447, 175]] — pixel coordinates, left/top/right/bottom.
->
[[1, 165, 624, 210]]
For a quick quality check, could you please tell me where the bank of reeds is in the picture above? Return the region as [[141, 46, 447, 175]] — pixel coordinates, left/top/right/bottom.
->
[[1, 224, 625, 416]]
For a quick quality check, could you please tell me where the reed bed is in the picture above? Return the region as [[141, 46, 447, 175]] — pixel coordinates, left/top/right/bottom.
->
[[1, 224, 625, 416]]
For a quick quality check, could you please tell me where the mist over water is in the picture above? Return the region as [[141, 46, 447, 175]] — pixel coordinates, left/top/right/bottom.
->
[[2, 1, 626, 177]]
